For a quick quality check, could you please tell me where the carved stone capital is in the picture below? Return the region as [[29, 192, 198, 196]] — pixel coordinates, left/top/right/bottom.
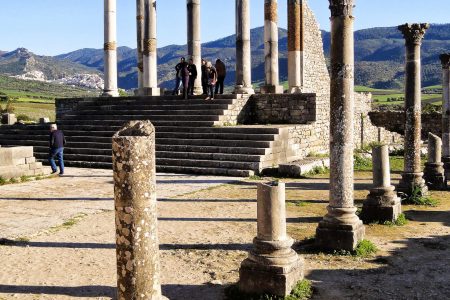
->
[[398, 23, 430, 45], [104, 42, 117, 51], [264, 1, 278, 22], [440, 53, 450, 69], [329, 0, 354, 17], [143, 38, 157, 55]]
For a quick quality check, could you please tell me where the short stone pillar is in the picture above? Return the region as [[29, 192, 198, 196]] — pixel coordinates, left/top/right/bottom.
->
[[39, 117, 50, 124], [260, 0, 284, 94], [102, 0, 119, 97], [440, 53, 450, 180], [187, 0, 203, 95], [142, 0, 160, 96], [397, 23, 430, 196], [361, 145, 402, 223], [234, 0, 255, 95], [239, 182, 303, 296], [112, 121, 167, 300], [1, 113, 17, 125], [136, 0, 145, 91], [424, 133, 447, 190], [315, 0, 365, 252], [287, 0, 304, 93]]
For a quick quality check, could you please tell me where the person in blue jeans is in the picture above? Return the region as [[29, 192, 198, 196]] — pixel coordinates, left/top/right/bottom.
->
[[48, 124, 66, 176]]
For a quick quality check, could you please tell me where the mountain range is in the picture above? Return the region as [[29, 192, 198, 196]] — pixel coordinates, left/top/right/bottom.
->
[[1, 24, 449, 90]]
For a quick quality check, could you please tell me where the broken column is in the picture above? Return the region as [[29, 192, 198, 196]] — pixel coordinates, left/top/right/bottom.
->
[[315, 0, 365, 251], [397, 23, 430, 196], [361, 145, 402, 223], [440, 53, 450, 180], [424, 133, 447, 190], [112, 121, 167, 300], [136, 0, 144, 91], [260, 0, 284, 94], [142, 0, 160, 95], [102, 0, 119, 97], [187, 0, 202, 95], [239, 181, 303, 296], [234, 0, 255, 94], [287, 0, 304, 93]]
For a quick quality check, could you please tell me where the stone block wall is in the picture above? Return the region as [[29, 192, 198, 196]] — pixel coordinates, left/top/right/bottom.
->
[[56, 98, 94, 120], [0, 146, 48, 179]]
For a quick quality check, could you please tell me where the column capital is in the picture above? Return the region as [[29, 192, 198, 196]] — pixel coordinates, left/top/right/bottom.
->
[[329, 0, 354, 17], [440, 53, 450, 69], [398, 23, 430, 45], [264, 0, 278, 22]]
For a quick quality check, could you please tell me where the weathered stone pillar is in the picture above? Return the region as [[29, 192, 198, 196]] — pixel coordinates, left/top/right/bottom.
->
[[234, 0, 255, 95], [287, 0, 304, 93], [361, 145, 402, 223], [316, 0, 365, 251], [136, 0, 144, 91], [424, 133, 447, 190], [397, 23, 430, 196], [112, 121, 167, 300], [142, 0, 160, 96], [261, 0, 284, 94], [102, 0, 119, 97], [440, 53, 450, 179], [187, 0, 202, 95], [239, 182, 303, 296]]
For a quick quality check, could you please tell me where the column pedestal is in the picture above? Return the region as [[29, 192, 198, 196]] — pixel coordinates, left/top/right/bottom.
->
[[261, 85, 284, 94]]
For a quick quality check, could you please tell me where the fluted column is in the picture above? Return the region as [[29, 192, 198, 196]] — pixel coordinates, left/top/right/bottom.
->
[[187, 0, 202, 94], [440, 53, 450, 179], [142, 0, 160, 95], [261, 0, 283, 94], [102, 0, 119, 97], [234, 0, 254, 94], [136, 0, 144, 91], [397, 23, 430, 196], [287, 0, 303, 93], [316, 0, 365, 252]]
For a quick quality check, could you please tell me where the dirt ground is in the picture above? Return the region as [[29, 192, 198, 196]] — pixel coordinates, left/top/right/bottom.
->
[[0, 168, 449, 300]]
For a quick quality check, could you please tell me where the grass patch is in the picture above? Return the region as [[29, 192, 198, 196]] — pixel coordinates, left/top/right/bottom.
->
[[400, 186, 438, 206], [49, 213, 87, 232], [0, 176, 6, 185], [303, 166, 329, 177], [306, 152, 329, 158], [355, 240, 378, 257], [225, 279, 313, 300], [15, 236, 30, 243], [354, 154, 372, 171], [248, 175, 263, 180], [287, 200, 308, 207], [8, 177, 18, 184], [383, 213, 408, 226]]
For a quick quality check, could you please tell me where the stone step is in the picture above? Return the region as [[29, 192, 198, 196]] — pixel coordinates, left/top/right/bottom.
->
[[76, 104, 231, 111], [62, 114, 221, 122], [76, 98, 235, 107], [155, 165, 253, 177], [72, 109, 228, 116], [155, 151, 262, 162], [59, 120, 217, 127]]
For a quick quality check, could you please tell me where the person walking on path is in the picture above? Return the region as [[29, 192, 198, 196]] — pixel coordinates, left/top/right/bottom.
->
[[214, 59, 226, 95], [48, 124, 66, 176], [188, 58, 198, 96], [206, 61, 217, 100], [172, 57, 189, 98], [201, 58, 208, 95]]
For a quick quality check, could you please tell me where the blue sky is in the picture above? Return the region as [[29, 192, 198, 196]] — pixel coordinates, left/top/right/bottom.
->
[[0, 0, 448, 56]]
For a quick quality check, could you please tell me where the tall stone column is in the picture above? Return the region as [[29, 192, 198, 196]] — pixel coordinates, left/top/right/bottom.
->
[[261, 0, 284, 94], [136, 0, 144, 92], [424, 133, 447, 190], [234, 0, 255, 94], [142, 0, 160, 96], [316, 0, 365, 251], [440, 53, 450, 179], [112, 121, 167, 300], [187, 0, 202, 95], [397, 23, 430, 196], [102, 0, 119, 97], [287, 0, 303, 93]]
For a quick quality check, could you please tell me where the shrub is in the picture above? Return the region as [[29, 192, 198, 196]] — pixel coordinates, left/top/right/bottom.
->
[[355, 240, 378, 257], [354, 154, 372, 171], [400, 185, 438, 206], [383, 213, 408, 226]]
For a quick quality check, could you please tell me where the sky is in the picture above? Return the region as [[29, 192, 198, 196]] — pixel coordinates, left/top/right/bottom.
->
[[0, 0, 448, 56]]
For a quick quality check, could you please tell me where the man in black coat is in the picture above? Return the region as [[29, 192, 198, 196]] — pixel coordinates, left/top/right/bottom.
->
[[188, 58, 198, 96], [49, 123, 66, 175]]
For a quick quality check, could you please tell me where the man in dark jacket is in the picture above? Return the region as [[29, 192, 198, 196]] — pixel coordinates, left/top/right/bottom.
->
[[49, 124, 66, 175], [201, 58, 208, 95], [214, 59, 226, 94], [188, 58, 198, 96]]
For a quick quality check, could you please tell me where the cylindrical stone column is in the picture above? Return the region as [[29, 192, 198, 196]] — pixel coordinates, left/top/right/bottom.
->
[[142, 0, 160, 96], [287, 0, 303, 93], [187, 0, 202, 95], [424, 133, 447, 190], [136, 0, 144, 91], [102, 0, 119, 97], [234, 0, 255, 95], [256, 182, 287, 241], [316, 0, 365, 252], [397, 23, 430, 196], [261, 0, 283, 94], [112, 121, 166, 300], [440, 53, 450, 179]]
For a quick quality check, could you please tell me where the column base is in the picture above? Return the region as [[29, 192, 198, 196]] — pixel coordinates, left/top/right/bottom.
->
[[315, 206, 365, 251], [101, 90, 119, 97], [140, 87, 161, 96], [397, 172, 429, 197], [193, 86, 203, 96], [361, 186, 402, 223], [443, 157, 450, 180], [239, 238, 304, 297], [288, 86, 303, 94], [424, 162, 447, 190], [233, 85, 255, 95], [260, 85, 284, 94]]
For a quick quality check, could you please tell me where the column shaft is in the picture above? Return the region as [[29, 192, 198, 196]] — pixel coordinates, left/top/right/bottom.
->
[[187, 0, 202, 94], [136, 0, 144, 90], [143, 0, 160, 95], [103, 0, 119, 97], [287, 0, 302, 93], [234, 0, 254, 94], [440, 54, 450, 168]]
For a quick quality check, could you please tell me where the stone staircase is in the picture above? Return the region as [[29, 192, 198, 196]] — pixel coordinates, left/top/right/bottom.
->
[[0, 95, 292, 176]]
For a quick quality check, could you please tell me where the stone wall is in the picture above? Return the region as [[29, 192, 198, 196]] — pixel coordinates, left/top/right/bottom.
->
[[0, 146, 47, 179]]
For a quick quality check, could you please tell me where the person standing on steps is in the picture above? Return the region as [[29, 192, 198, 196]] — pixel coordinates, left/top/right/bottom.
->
[[201, 58, 208, 95], [214, 58, 226, 95], [48, 123, 66, 176], [172, 57, 189, 97], [206, 61, 217, 100], [188, 58, 198, 96]]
